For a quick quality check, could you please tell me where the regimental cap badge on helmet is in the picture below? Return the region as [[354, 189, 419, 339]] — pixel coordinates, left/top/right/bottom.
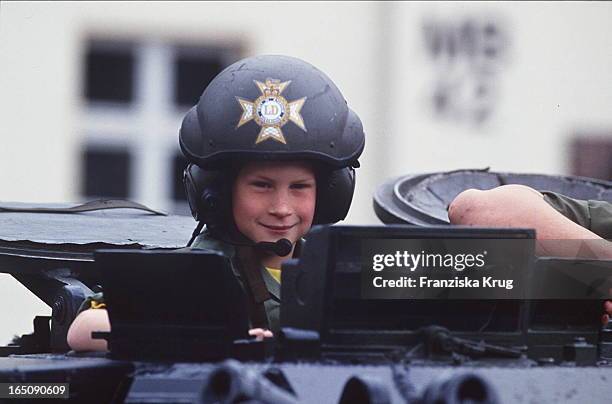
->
[[236, 79, 307, 145], [179, 54, 365, 170]]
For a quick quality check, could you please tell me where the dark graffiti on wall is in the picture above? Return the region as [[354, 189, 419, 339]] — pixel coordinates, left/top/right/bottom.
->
[[423, 17, 510, 126]]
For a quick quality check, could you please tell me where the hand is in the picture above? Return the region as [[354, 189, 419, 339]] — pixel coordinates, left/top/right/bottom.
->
[[248, 328, 274, 341], [603, 301, 612, 325]]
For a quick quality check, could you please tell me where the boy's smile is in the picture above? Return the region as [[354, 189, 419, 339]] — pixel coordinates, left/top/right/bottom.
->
[[232, 160, 316, 255]]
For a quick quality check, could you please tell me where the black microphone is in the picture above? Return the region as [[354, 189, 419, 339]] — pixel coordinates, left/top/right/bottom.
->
[[187, 223, 293, 257], [254, 238, 293, 257]]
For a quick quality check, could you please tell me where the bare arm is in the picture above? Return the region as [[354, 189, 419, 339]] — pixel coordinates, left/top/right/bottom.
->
[[448, 184, 612, 258], [66, 309, 110, 352]]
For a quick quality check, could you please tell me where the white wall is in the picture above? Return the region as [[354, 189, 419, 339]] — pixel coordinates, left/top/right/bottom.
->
[[0, 1, 383, 223], [383, 2, 612, 178]]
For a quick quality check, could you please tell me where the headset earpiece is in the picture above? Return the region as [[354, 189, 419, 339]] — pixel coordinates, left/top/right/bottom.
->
[[183, 163, 202, 222], [183, 163, 229, 228], [314, 166, 356, 224]]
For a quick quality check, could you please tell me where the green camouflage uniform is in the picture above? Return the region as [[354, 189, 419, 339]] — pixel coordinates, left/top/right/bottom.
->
[[191, 231, 281, 334], [543, 191, 612, 239]]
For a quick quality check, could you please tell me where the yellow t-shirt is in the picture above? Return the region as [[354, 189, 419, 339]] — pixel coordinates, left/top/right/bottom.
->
[[266, 267, 281, 284]]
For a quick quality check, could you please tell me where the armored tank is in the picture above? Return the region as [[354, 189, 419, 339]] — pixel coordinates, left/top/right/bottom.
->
[[1, 170, 611, 403]]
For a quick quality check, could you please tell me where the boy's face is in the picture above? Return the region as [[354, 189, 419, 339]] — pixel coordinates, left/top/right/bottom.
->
[[232, 161, 316, 247]]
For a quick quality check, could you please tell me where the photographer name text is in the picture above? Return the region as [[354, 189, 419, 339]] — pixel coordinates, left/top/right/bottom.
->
[[371, 250, 514, 290]]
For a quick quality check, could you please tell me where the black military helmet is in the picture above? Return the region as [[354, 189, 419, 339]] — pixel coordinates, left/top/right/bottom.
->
[[180, 55, 365, 235], [179, 54, 364, 169]]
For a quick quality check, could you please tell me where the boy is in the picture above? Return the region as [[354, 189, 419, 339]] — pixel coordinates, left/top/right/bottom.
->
[[67, 54, 365, 351]]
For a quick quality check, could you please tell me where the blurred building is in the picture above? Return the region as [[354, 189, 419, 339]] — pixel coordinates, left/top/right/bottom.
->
[[0, 2, 611, 343]]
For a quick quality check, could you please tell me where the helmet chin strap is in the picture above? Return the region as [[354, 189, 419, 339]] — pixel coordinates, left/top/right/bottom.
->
[[187, 221, 205, 247]]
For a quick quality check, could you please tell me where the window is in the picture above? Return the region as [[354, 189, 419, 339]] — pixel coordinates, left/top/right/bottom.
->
[[82, 147, 131, 198], [85, 43, 135, 104], [571, 136, 612, 182], [81, 39, 239, 213], [175, 54, 224, 107]]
